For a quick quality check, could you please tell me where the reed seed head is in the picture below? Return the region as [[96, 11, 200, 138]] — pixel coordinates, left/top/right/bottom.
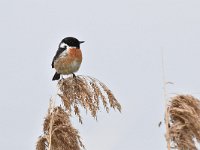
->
[[58, 75, 121, 123]]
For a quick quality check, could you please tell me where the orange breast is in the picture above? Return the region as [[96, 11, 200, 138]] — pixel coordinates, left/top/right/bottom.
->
[[68, 48, 82, 61], [54, 48, 82, 74]]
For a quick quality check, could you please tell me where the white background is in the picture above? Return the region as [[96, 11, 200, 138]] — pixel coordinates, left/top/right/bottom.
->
[[1, 0, 200, 149]]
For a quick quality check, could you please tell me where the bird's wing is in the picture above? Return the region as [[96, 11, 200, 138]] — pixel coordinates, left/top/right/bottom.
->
[[52, 48, 65, 68]]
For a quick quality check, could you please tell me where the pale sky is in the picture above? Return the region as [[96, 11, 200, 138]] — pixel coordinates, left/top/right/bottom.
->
[[1, 0, 200, 149]]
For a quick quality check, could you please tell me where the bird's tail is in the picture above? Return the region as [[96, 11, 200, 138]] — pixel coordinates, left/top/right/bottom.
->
[[52, 72, 60, 80]]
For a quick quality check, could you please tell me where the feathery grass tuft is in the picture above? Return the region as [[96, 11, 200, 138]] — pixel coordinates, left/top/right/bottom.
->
[[36, 102, 84, 150], [58, 75, 121, 123], [167, 95, 200, 150], [36, 136, 47, 150]]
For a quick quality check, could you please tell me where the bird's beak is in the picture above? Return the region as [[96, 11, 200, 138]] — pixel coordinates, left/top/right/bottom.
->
[[79, 41, 85, 44]]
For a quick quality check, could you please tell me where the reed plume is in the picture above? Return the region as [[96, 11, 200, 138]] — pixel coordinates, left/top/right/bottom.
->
[[36, 101, 84, 150], [36, 75, 121, 149], [166, 95, 200, 150], [58, 75, 121, 123]]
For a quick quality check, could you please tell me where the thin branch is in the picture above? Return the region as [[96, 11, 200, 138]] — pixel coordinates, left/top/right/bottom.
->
[[48, 98, 55, 150], [161, 49, 171, 150]]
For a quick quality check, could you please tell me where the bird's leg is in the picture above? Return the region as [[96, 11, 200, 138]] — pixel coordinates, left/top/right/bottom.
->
[[72, 73, 77, 84], [72, 73, 76, 78]]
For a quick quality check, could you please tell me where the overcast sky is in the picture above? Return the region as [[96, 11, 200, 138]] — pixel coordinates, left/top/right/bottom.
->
[[1, 0, 200, 149]]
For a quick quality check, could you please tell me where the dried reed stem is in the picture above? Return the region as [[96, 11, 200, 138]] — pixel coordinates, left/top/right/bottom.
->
[[48, 99, 55, 150], [58, 75, 121, 123], [162, 50, 171, 150], [165, 106, 170, 150]]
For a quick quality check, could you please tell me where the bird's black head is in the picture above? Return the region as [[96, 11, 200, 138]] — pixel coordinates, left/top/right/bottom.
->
[[59, 37, 84, 49]]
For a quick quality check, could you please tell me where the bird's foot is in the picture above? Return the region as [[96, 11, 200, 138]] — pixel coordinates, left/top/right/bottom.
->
[[60, 75, 64, 80]]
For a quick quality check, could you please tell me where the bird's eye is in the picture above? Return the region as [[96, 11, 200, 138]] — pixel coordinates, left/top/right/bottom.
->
[[60, 43, 68, 48]]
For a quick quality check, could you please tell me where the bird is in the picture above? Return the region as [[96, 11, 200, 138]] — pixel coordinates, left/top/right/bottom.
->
[[52, 37, 84, 80]]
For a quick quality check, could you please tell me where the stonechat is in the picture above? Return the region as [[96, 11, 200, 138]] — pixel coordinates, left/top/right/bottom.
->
[[52, 37, 84, 80]]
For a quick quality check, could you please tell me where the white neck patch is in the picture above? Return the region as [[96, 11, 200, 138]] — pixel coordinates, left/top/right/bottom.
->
[[59, 42, 68, 48], [59, 42, 77, 49]]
